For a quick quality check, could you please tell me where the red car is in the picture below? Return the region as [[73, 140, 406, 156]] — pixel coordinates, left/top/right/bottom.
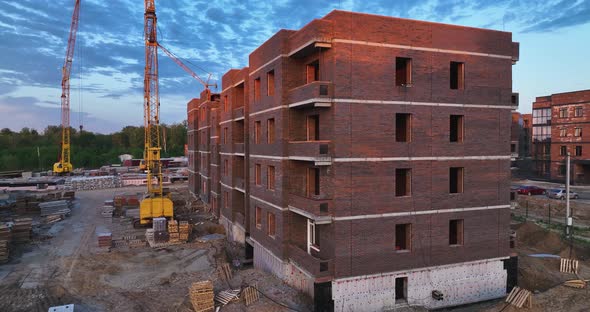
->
[[516, 185, 546, 196]]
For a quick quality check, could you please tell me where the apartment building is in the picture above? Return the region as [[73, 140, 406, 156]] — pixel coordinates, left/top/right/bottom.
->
[[511, 112, 532, 160], [532, 89, 590, 183], [188, 10, 519, 311]]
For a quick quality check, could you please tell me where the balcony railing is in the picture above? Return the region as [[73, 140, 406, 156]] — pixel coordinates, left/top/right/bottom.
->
[[288, 244, 332, 278], [289, 141, 331, 165], [234, 177, 245, 191], [233, 106, 245, 120], [233, 143, 245, 154], [288, 193, 331, 218], [287, 81, 333, 109]]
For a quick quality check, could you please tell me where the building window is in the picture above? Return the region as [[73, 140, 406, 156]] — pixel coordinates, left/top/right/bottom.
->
[[254, 121, 261, 144], [267, 212, 276, 237], [575, 127, 582, 137], [576, 146, 582, 156], [267, 70, 275, 96], [255, 206, 262, 229], [395, 223, 411, 251], [224, 159, 229, 176], [450, 115, 464, 142], [308, 219, 320, 253], [200, 107, 205, 121], [306, 60, 320, 83], [395, 57, 412, 86], [395, 168, 411, 197], [255, 164, 261, 185], [559, 108, 568, 118], [560, 128, 567, 137], [395, 113, 412, 142], [449, 167, 464, 194], [224, 95, 229, 112], [307, 168, 320, 197], [223, 127, 228, 144], [267, 118, 275, 144], [224, 191, 229, 209], [267, 166, 275, 190], [559, 165, 566, 176], [533, 125, 551, 142], [449, 219, 464, 245], [202, 181, 207, 194], [575, 106, 583, 117], [254, 77, 261, 101], [450, 61, 465, 90], [510, 144, 516, 153], [307, 115, 320, 141], [560, 146, 567, 156], [395, 277, 408, 302], [532, 108, 551, 125]]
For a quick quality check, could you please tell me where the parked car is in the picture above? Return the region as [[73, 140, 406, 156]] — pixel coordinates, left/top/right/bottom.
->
[[546, 189, 579, 200], [516, 185, 546, 196]]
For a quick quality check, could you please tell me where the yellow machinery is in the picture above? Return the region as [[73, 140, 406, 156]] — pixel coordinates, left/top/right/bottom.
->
[[54, 0, 80, 175], [139, 0, 173, 225]]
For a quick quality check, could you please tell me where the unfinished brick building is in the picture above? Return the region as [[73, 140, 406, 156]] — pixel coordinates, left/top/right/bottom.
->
[[188, 10, 519, 311], [532, 89, 590, 183]]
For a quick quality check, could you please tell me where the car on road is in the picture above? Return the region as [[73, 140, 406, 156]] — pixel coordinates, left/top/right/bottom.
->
[[546, 189, 579, 200], [516, 185, 546, 196]]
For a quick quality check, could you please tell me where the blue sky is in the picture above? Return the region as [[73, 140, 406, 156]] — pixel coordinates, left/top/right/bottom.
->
[[0, 0, 589, 133]]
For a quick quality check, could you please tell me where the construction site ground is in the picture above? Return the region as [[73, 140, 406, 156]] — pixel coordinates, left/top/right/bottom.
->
[[0, 185, 311, 312]]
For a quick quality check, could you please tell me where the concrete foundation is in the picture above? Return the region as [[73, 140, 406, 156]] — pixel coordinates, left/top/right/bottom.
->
[[332, 257, 508, 311]]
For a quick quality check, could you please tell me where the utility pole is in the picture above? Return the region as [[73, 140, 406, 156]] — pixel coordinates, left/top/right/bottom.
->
[[565, 152, 572, 238]]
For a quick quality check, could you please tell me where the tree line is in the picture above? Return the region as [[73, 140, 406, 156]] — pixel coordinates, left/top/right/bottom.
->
[[0, 123, 187, 172]]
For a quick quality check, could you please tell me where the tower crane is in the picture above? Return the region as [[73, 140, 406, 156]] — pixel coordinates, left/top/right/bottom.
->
[[158, 44, 217, 92], [53, 0, 80, 175], [138, 0, 174, 225]]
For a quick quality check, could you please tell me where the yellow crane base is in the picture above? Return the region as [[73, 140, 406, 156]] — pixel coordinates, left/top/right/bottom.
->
[[139, 196, 174, 225], [53, 162, 73, 174]]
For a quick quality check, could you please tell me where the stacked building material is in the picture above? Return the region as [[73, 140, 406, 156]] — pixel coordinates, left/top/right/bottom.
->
[[14, 196, 40, 215], [179, 221, 191, 242], [168, 219, 179, 243], [62, 190, 76, 200], [0, 240, 8, 263], [97, 232, 112, 248], [0, 225, 11, 242], [66, 176, 122, 191], [101, 206, 114, 218], [189, 280, 215, 312], [39, 200, 71, 217], [12, 218, 32, 243], [153, 217, 168, 243]]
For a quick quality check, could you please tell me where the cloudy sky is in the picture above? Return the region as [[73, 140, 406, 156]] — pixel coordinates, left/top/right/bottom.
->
[[0, 0, 589, 133]]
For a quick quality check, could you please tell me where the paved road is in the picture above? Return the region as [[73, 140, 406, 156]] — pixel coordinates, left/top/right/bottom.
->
[[512, 179, 590, 203]]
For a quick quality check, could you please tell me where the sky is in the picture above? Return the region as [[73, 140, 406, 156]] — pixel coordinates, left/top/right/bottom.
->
[[0, 0, 589, 134]]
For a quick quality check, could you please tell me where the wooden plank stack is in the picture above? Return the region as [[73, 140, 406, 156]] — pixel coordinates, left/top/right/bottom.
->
[[168, 219, 179, 243], [564, 279, 587, 289], [506, 286, 532, 309], [97, 232, 112, 248], [12, 218, 32, 243], [189, 280, 215, 312], [560, 258, 579, 274], [0, 224, 10, 263], [179, 221, 191, 242]]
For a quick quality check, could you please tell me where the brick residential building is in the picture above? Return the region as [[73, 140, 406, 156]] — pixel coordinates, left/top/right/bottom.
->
[[188, 10, 519, 311], [532, 89, 590, 183]]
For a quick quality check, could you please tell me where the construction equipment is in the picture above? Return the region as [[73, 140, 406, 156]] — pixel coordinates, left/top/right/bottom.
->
[[53, 0, 80, 175], [139, 0, 173, 225], [158, 43, 217, 91]]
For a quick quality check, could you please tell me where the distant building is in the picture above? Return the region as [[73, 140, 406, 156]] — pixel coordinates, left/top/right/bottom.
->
[[188, 10, 519, 311], [532, 89, 590, 183], [511, 112, 533, 161], [118, 154, 133, 162]]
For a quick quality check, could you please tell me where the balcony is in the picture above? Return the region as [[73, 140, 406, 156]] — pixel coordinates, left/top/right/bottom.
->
[[289, 244, 332, 278], [287, 81, 333, 109], [233, 106, 245, 120], [233, 143, 245, 155], [288, 193, 332, 220], [288, 141, 331, 165], [234, 177, 245, 191]]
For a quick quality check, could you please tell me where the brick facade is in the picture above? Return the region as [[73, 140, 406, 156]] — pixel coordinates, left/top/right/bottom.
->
[[187, 10, 519, 310]]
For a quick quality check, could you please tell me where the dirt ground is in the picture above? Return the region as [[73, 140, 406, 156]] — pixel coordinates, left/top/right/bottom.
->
[[0, 185, 311, 312]]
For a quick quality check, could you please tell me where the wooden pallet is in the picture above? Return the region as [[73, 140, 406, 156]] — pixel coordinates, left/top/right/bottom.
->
[[220, 263, 232, 282], [506, 287, 532, 309], [564, 279, 588, 289], [189, 280, 214, 312], [560, 258, 579, 274], [215, 289, 240, 305], [242, 286, 260, 306]]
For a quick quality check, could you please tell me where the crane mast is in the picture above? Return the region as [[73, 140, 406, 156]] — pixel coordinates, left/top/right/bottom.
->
[[54, 0, 80, 174]]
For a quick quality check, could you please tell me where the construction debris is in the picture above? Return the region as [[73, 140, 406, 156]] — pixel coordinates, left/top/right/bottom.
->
[[560, 258, 579, 274], [214, 289, 240, 306], [12, 218, 32, 243], [242, 286, 260, 306], [563, 279, 587, 289], [189, 280, 215, 312], [506, 286, 533, 309]]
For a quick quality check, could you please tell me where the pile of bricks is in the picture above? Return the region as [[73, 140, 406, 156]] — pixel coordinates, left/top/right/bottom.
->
[[0, 225, 11, 263], [101, 206, 114, 218], [189, 280, 215, 312], [66, 176, 123, 191], [12, 218, 32, 243], [168, 219, 179, 243], [97, 232, 112, 248], [179, 221, 191, 242]]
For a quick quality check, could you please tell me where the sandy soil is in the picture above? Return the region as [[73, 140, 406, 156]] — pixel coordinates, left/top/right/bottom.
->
[[0, 185, 311, 312]]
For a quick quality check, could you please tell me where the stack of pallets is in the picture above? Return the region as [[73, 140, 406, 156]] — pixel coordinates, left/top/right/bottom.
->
[[189, 280, 215, 312], [153, 218, 168, 243], [179, 221, 191, 242], [168, 220, 179, 243], [97, 232, 112, 248], [0, 225, 10, 263], [12, 218, 32, 243]]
